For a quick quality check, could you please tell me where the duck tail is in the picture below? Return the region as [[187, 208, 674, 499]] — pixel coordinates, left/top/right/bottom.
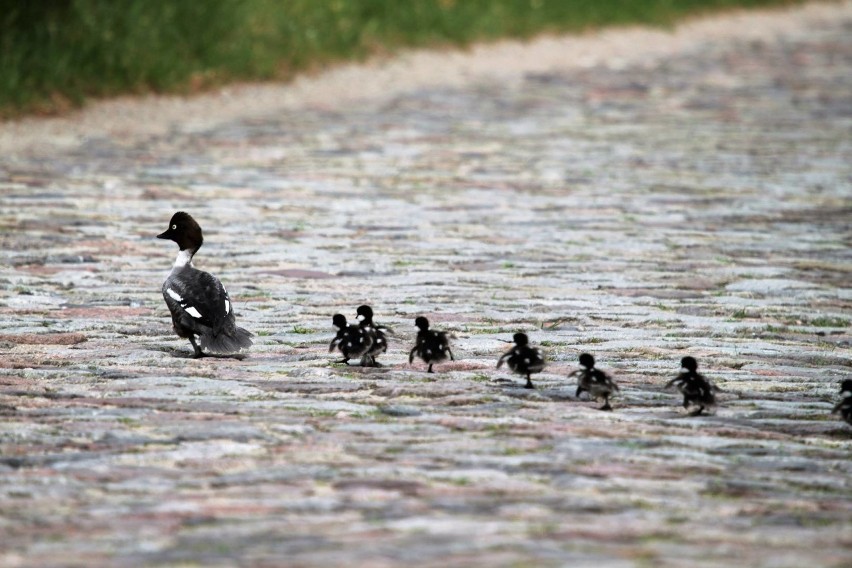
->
[[201, 326, 253, 354]]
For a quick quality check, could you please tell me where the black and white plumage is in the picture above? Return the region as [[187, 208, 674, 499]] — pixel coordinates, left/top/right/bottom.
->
[[496, 332, 545, 389], [157, 212, 252, 358], [832, 379, 852, 426], [665, 356, 719, 416], [408, 316, 454, 373], [569, 353, 620, 411], [356, 305, 390, 367], [329, 313, 373, 365]]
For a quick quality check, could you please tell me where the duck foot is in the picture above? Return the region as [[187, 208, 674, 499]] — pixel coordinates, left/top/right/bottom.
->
[[189, 337, 205, 358]]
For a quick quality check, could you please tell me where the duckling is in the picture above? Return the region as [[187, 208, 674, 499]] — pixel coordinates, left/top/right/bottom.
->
[[329, 314, 373, 365], [409, 316, 454, 373], [496, 332, 545, 389], [665, 356, 719, 416], [356, 305, 390, 367], [831, 379, 852, 426], [568, 353, 620, 411]]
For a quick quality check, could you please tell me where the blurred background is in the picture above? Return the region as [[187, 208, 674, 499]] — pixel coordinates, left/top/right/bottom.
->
[[0, 0, 799, 118]]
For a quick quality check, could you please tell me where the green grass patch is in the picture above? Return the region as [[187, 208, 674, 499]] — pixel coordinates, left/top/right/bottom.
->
[[782, 315, 849, 328], [730, 308, 754, 320], [1, 0, 802, 117], [807, 316, 849, 328], [576, 336, 605, 344]]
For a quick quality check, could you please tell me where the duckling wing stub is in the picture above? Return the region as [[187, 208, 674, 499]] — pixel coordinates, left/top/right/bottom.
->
[[496, 349, 513, 368], [664, 373, 689, 390], [329, 331, 344, 352]]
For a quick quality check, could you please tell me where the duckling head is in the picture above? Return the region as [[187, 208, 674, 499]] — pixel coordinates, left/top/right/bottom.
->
[[356, 305, 374, 323], [579, 353, 595, 369]]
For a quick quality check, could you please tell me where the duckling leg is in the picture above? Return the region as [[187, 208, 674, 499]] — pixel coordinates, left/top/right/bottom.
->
[[599, 397, 613, 411], [690, 405, 705, 416], [335, 357, 350, 365], [188, 336, 204, 358], [427, 364, 434, 373], [682, 397, 690, 409], [524, 375, 535, 389]]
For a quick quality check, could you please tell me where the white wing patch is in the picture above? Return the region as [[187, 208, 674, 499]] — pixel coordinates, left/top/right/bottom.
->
[[224, 299, 230, 314], [166, 288, 183, 302], [185, 306, 203, 319]]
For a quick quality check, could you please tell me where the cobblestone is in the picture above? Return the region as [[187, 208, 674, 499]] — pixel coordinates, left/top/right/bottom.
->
[[1, 5, 851, 567]]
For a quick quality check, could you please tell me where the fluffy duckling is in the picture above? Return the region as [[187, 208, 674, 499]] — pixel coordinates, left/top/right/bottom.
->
[[329, 314, 373, 365], [157, 212, 252, 357], [568, 353, 620, 411], [497, 332, 545, 389], [356, 305, 390, 367], [409, 316, 454, 373], [665, 356, 719, 416], [831, 379, 852, 426]]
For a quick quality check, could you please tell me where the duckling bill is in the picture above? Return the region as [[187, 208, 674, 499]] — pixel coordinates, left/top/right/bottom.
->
[[409, 316, 454, 373], [497, 333, 545, 389]]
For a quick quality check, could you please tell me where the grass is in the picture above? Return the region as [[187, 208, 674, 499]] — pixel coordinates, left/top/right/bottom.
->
[[0, 0, 802, 118]]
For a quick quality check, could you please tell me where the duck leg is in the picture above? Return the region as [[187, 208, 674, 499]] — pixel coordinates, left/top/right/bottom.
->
[[690, 405, 705, 416], [188, 336, 204, 358], [524, 374, 535, 389], [427, 364, 434, 373]]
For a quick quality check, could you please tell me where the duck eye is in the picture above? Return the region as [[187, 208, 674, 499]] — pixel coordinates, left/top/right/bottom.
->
[[171, 224, 177, 230]]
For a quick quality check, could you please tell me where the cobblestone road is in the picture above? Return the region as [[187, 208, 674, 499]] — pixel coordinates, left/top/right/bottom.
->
[[1, 6, 851, 567]]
